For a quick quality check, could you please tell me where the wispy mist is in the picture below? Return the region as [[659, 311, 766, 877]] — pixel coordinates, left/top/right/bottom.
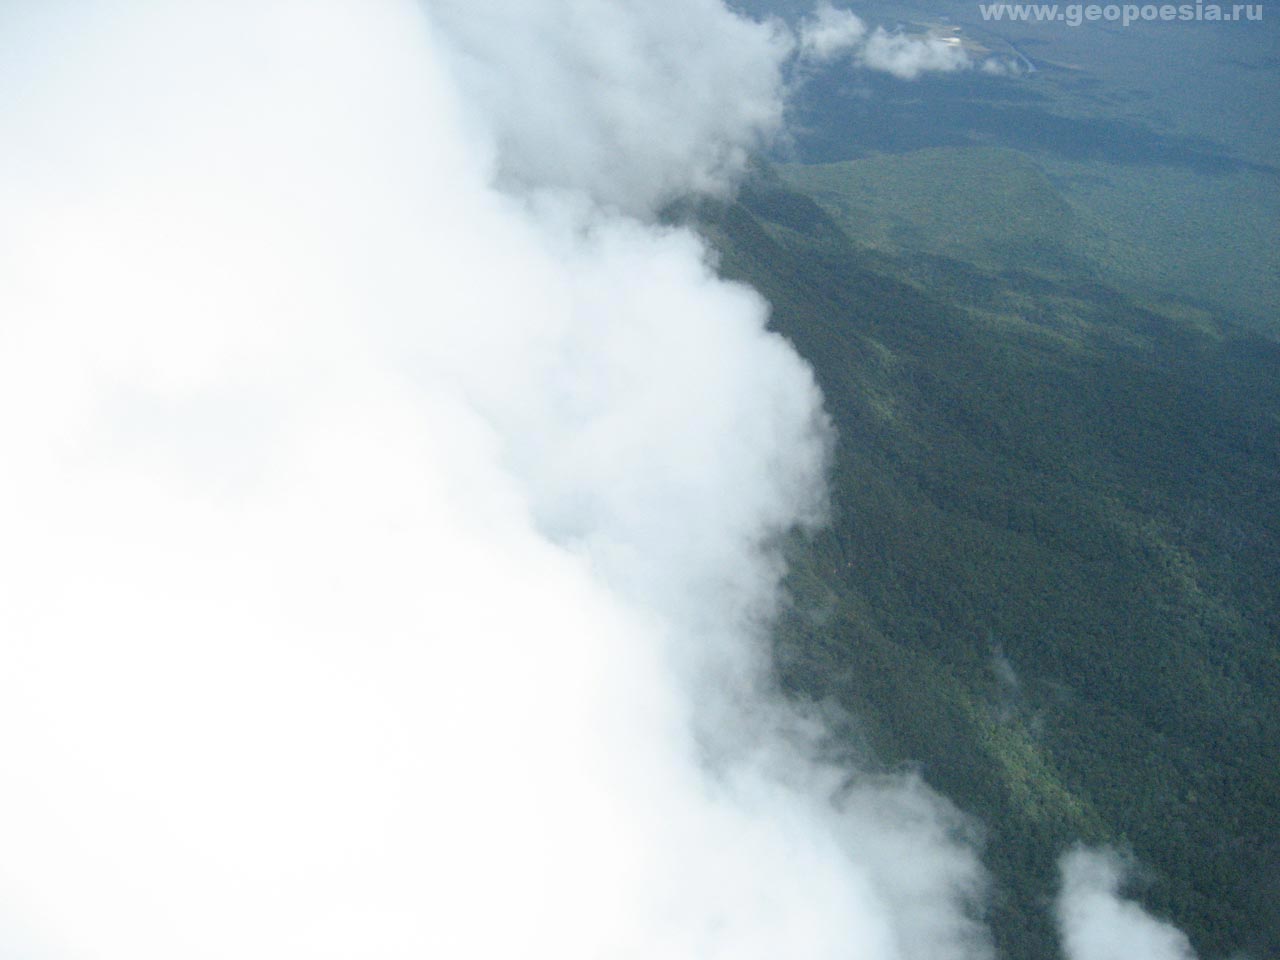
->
[[796, 2, 971, 79], [1057, 849, 1200, 960]]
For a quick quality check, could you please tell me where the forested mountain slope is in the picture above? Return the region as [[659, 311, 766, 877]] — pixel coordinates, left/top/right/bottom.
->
[[694, 173, 1280, 960]]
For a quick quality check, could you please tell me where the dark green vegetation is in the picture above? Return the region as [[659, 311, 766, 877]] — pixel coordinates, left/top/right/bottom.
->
[[692, 169, 1280, 958], [781, 67, 1280, 330], [709, 7, 1277, 954], [700, 8, 1276, 953], [777, 144, 1280, 338]]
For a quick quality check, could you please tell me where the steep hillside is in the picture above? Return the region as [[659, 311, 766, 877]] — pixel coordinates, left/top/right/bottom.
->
[[695, 172, 1280, 960]]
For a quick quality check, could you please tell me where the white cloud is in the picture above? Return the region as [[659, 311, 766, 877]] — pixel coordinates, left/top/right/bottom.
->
[[797, 1, 869, 61], [797, 2, 972, 80], [1057, 849, 1199, 960], [980, 57, 1025, 76], [424, 0, 794, 215], [0, 2, 996, 958], [860, 30, 971, 80]]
